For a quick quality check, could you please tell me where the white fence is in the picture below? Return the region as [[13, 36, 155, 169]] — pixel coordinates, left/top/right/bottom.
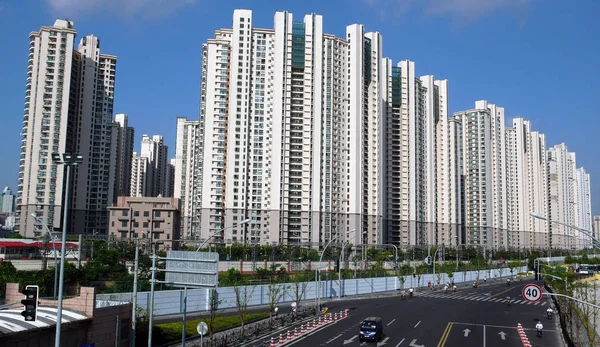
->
[[97, 266, 527, 317]]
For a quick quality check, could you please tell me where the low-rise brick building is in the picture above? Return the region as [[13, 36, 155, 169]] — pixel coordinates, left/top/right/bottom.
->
[[108, 196, 181, 251]]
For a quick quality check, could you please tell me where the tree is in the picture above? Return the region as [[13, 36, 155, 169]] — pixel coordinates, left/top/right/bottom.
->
[[415, 264, 427, 289], [266, 282, 286, 327], [446, 270, 454, 285], [233, 284, 255, 339], [398, 265, 411, 290], [461, 262, 468, 287], [508, 261, 520, 278], [497, 266, 505, 279], [206, 289, 221, 346], [471, 257, 486, 282], [288, 275, 309, 317]]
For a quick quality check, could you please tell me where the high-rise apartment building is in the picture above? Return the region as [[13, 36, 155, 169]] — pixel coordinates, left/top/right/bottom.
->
[[112, 113, 134, 200], [140, 134, 169, 197], [184, 9, 594, 249], [165, 159, 176, 199], [547, 143, 577, 249], [17, 20, 117, 237], [381, 60, 443, 247], [195, 9, 354, 245], [345, 24, 384, 246], [130, 152, 149, 197], [433, 82, 462, 246], [575, 167, 592, 246], [454, 101, 506, 248], [504, 119, 549, 250], [593, 215, 600, 241], [173, 118, 201, 239], [1, 187, 16, 213]]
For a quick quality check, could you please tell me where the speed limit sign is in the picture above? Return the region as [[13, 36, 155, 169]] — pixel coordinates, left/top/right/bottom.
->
[[522, 283, 543, 303]]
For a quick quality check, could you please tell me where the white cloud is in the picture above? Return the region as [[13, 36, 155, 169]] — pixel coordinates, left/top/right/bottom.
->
[[45, 0, 198, 20], [362, 0, 533, 23]]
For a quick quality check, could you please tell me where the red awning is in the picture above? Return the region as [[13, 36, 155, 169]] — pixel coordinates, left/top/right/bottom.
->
[[0, 241, 78, 249]]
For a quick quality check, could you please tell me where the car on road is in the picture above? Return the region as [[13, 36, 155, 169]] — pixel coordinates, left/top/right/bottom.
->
[[359, 317, 383, 342]]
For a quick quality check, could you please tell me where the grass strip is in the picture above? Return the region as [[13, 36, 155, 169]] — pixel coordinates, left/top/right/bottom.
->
[[154, 312, 269, 344]]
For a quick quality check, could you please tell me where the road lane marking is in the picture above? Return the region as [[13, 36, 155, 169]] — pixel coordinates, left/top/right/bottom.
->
[[396, 338, 405, 346], [387, 318, 396, 326], [413, 320, 421, 328], [448, 321, 558, 332], [492, 287, 515, 297], [325, 334, 342, 344], [483, 324, 486, 347], [437, 322, 453, 347]]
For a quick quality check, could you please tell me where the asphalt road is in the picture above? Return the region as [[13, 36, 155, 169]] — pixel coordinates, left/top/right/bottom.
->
[[249, 279, 564, 347]]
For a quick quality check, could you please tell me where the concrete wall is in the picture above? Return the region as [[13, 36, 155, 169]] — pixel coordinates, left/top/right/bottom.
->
[[97, 266, 527, 317]]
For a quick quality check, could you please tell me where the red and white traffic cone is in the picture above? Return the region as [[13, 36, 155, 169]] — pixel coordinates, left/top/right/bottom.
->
[[306, 322, 311, 331], [345, 308, 349, 317], [287, 330, 291, 341], [270, 337, 275, 347], [279, 333, 283, 345], [300, 324, 305, 334], [313, 319, 317, 329], [294, 327, 298, 338]]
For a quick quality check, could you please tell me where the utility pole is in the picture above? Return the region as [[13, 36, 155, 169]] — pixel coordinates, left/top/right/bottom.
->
[[131, 239, 139, 347], [338, 243, 344, 299]]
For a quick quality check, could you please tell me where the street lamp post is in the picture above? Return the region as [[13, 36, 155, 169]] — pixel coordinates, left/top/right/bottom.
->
[[52, 152, 82, 347], [32, 213, 58, 299], [195, 219, 251, 252], [315, 235, 339, 311], [531, 212, 600, 256]]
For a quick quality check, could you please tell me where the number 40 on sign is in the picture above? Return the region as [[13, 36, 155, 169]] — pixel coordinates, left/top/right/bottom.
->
[[522, 283, 543, 303]]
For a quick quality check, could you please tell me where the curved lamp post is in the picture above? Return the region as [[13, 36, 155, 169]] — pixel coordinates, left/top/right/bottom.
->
[[195, 219, 251, 251]]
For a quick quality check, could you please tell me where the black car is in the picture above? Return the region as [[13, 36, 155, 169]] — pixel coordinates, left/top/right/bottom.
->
[[359, 317, 384, 342]]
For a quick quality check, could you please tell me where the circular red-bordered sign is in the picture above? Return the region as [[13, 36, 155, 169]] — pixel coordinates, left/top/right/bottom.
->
[[522, 283, 543, 303]]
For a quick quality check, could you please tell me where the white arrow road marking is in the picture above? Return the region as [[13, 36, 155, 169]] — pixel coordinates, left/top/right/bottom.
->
[[463, 328, 471, 337], [343, 335, 358, 345], [387, 318, 396, 326], [325, 334, 342, 344], [395, 338, 405, 347], [377, 337, 390, 346], [408, 339, 424, 347], [414, 320, 421, 328], [499, 331, 507, 340]]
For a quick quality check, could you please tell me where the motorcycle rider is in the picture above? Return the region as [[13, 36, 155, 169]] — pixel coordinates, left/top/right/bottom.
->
[[409, 287, 414, 298], [546, 307, 553, 319], [536, 321, 544, 337]]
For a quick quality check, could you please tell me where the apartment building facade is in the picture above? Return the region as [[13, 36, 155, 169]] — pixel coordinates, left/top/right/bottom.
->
[[17, 20, 117, 237], [112, 113, 135, 200]]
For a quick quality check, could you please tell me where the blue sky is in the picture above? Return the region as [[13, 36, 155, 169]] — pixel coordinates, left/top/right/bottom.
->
[[1, 0, 599, 214]]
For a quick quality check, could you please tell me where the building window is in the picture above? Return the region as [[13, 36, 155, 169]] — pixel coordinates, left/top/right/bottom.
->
[[134, 211, 139, 217], [121, 210, 128, 216], [143, 211, 149, 217]]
